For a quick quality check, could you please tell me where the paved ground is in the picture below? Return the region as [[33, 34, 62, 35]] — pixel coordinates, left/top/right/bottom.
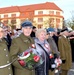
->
[[68, 63, 74, 75]]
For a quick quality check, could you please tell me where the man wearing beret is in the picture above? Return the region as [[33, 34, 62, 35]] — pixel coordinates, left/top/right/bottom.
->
[[10, 20, 35, 75], [0, 22, 13, 75], [58, 28, 72, 75]]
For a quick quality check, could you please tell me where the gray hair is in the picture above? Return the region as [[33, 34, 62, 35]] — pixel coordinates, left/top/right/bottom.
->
[[35, 28, 47, 38]]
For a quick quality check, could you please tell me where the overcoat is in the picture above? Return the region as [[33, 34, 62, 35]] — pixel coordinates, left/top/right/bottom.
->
[[47, 36, 59, 55], [0, 38, 13, 75], [10, 33, 35, 75], [58, 36, 72, 70]]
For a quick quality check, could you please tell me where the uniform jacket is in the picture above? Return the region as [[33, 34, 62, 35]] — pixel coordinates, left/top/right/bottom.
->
[[47, 36, 60, 55], [10, 33, 35, 75], [0, 38, 13, 75], [58, 35, 72, 70]]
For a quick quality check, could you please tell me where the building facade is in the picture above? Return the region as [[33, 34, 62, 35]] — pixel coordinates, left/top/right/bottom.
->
[[0, 2, 64, 29]]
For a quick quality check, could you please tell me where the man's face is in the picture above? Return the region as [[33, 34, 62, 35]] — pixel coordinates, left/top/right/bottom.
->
[[22, 26, 32, 36], [33, 28, 37, 32]]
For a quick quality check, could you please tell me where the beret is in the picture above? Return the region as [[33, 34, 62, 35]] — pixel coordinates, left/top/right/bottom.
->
[[47, 27, 55, 33], [21, 20, 33, 28]]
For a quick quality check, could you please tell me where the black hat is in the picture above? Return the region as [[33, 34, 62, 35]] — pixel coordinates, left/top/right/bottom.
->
[[21, 20, 33, 28], [60, 28, 68, 32], [33, 26, 36, 29]]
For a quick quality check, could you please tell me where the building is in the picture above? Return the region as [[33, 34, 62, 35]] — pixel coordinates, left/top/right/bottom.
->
[[0, 2, 64, 29]]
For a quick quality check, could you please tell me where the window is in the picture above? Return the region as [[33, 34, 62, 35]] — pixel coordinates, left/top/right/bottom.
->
[[38, 11, 43, 15], [38, 24, 43, 28], [56, 18, 60, 23], [4, 15, 8, 18], [3, 20, 8, 24], [11, 14, 16, 17], [11, 19, 16, 24], [56, 12, 60, 15], [49, 11, 54, 15], [38, 18, 43, 22], [50, 18, 54, 22]]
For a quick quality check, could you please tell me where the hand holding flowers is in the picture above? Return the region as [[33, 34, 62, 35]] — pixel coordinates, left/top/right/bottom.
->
[[18, 44, 44, 70]]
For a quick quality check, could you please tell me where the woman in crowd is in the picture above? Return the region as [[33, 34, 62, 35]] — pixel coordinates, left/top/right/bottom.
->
[[10, 20, 35, 75], [0, 22, 13, 75], [34, 29, 53, 75]]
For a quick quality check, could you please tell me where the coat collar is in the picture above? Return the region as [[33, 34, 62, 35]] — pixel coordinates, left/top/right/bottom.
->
[[19, 33, 34, 43], [34, 38, 48, 45]]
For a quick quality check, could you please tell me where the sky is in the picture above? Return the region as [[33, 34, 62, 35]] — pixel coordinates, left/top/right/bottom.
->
[[0, 0, 74, 20]]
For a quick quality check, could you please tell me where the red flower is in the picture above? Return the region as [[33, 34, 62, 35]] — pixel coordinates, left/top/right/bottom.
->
[[24, 52, 29, 56], [33, 55, 40, 62], [18, 60, 25, 66], [57, 63, 60, 67], [49, 54, 53, 59]]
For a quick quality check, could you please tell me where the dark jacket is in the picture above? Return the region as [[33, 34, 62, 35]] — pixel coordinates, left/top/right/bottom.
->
[[4, 33, 12, 50]]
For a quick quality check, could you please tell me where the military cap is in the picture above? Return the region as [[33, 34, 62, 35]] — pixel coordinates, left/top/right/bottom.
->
[[60, 28, 68, 32], [47, 27, 55, 33], [21, 20, 33, 28]]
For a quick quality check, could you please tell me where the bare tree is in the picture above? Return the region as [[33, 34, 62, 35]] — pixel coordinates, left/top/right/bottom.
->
[[65, 10, 74, 30]]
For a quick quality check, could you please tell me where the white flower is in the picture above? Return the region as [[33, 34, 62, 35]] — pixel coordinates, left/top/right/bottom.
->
[[18, 53, 30, 60]]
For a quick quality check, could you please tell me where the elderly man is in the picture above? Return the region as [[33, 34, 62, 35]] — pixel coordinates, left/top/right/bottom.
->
[[10, 20, 35, 75], [58, 28, 72, 75]]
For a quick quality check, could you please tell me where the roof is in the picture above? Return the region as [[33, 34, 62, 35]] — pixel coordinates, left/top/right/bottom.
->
[[0, 6, 20, 14], [19, 2, 63, 12], [0, 2, 63, 14]]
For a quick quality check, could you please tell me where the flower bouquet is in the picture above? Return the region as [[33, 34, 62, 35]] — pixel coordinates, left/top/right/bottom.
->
[[18, 44, 44, 70], [49, 53, 62, 72], [54, 57, 62, 73]]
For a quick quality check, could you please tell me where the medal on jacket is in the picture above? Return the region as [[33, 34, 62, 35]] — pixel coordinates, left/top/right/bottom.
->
[[31, 44, 35, 48], [44, 44, 49, 49], [44, 43, 51, 51]]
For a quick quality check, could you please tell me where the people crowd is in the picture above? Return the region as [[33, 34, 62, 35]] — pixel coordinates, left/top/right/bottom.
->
[[0, 20, 74, 75]]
